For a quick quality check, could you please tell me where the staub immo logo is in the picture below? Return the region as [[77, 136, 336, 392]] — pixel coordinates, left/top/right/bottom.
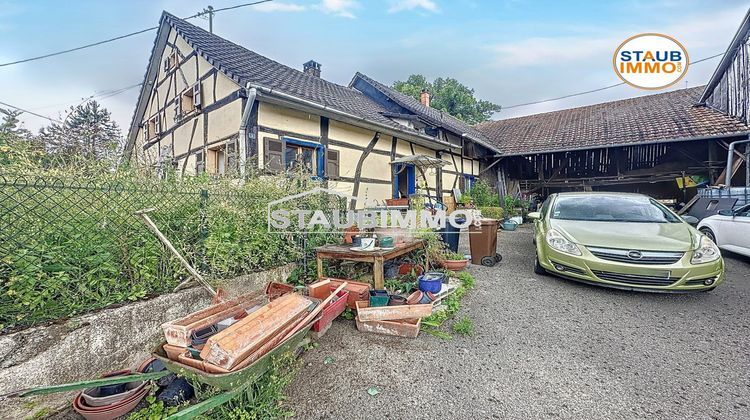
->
[[613, 33, 689, 90]]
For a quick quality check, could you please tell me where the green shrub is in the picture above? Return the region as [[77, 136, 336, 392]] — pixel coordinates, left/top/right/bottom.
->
[[478, 206, 504, 220], [0, 169, 337, 331], [470, 180, 500, 207]]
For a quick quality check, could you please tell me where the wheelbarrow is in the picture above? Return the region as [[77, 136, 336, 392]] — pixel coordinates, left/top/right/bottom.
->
[[0, 320, 317, 420]]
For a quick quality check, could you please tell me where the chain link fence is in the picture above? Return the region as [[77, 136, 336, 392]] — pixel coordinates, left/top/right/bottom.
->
[[0, 172, 339, 332]]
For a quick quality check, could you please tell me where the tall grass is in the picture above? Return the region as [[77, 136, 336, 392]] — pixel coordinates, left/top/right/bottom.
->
[[0, 163, 338, 332]]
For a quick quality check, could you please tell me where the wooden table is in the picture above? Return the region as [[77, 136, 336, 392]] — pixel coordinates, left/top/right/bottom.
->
[[315, 240, 426, 289]]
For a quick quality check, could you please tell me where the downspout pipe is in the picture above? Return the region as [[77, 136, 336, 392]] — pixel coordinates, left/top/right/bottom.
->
[[238, 85, 258, 178], [725, 135, 750, 188]]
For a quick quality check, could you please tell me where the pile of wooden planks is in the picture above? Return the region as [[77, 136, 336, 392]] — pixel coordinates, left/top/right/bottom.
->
[[200, 293, 311, 370], [160, 282, 347, 373]]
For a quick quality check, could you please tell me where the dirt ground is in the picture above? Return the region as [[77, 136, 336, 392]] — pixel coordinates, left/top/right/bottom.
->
[[285, 225, 750, 419]]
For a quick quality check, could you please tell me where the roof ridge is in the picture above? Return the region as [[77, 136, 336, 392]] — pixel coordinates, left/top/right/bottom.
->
[[162, 12, 366, 96], [477, 85, 707, 127], [353, 71, 490, 138]]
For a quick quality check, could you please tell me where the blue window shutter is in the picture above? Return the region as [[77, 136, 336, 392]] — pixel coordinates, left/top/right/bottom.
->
[[407, 165, 416, 195]]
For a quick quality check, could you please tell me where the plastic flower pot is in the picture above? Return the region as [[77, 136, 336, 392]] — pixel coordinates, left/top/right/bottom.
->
[[191, 325, 218, 347], [439, 258, 470, 271], [388, 295, 407, 306], [406, 290, 423, 305], [369, 290, 390, 307]]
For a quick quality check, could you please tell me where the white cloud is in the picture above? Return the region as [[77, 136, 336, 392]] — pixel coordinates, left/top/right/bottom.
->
[[486, 4, 747, 68], [318, 0, 358, 18], [488, 36, 613, 67], [253, 2, 307, 12], [388, 0, 439, 13]]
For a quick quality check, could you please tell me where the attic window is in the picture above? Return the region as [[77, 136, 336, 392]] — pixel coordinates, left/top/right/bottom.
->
[[180, 83, 202, 114], [145, 115, 160, 140], [163, 51, 178, 71]]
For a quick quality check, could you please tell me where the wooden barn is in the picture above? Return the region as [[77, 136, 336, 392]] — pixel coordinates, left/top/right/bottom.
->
[[475, 9, 750, 204]]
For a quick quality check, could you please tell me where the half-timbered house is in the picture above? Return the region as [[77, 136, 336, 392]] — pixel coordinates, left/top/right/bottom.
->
[[124, 12, 498, 206]]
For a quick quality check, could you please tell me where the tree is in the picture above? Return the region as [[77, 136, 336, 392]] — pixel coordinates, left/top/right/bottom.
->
[[39, 100, 121, 160], [0, 108, 32, 141], [392, 75, 501, 124]]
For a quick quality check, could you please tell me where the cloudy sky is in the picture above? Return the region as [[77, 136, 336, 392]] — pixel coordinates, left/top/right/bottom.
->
[[0, 0, 748, 133]]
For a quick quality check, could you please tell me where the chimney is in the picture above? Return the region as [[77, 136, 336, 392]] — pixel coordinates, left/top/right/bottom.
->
[[420, 88, 430, 107], [303, 60, 321, 78]]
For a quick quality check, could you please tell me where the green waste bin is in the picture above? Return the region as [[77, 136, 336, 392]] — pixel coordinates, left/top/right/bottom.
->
[[468, 218, 502, 267]]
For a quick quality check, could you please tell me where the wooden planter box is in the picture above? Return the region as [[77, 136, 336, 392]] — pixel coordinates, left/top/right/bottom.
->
[[312, 290, 349, 332], [355, 316, 421, 338], [161, 291, 265, 347], [355, 300, 432, 322]]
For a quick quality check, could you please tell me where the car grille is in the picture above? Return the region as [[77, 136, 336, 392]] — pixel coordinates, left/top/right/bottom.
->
[[587, 247, 684, 265], [591, 270, 679, 286]]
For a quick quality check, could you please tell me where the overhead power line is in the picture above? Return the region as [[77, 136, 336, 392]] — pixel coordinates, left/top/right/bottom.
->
[[500, 51, 727, 111], [0, 100, 61, 123], [0, 0, 273, 68]]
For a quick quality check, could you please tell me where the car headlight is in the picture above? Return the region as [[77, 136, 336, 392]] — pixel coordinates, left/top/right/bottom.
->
[[545, 229, 581, 256], [691, 235, 721, 264]]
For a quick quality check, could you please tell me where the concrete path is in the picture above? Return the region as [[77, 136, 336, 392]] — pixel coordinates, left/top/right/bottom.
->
[[286, 225, 750, 419]]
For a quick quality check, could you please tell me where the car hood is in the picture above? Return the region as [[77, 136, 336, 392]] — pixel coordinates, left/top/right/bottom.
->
[[550, 219, 695, 251]]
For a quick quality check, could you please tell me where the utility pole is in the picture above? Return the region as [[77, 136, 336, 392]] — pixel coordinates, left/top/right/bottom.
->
[[201, 5, 215, 33]]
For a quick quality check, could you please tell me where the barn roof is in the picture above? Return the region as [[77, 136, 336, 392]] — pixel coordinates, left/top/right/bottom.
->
[[474, 87, 749, 156]]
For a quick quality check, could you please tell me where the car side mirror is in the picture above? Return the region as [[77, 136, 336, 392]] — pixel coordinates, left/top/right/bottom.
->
[[527, 212, 541, 220], [717, 209, 734, 217], [681, 215, 699, 225]]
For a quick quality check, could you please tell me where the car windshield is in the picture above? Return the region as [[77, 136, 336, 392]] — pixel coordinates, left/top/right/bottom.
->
[[551, 195, 681, 223]]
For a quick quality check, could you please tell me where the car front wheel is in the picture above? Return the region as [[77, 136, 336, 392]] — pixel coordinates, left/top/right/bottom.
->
[[700, 227, 717, 244], [534, 253, 547, 275]]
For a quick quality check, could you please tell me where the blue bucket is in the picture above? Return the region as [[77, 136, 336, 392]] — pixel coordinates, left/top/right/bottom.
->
[[418, 271, 445, 293]]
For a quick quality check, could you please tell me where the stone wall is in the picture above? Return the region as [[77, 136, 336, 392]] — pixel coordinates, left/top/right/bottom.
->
[[0, 264, 294, 418]]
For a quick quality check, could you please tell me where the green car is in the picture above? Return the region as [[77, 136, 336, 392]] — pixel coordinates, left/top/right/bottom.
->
[[528, 192, 724, 292]]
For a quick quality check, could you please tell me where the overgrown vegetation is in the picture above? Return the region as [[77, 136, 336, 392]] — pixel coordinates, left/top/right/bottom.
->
[[0, 148, 338, 331], [469, 179, 500, 207], [421, 270, 476, 339], [452, 317, 474, 336]]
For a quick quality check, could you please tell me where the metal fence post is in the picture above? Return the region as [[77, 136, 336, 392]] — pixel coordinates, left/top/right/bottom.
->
[[198, 189, 209, 274]]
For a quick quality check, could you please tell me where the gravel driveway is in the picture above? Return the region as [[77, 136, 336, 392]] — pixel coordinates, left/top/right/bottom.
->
[[286, 225, 750, 419]]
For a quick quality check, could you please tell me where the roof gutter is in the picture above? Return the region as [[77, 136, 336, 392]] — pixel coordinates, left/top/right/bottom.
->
[[461, 132, 502, 154], [495, 131, 750, 158], [245, 83, 459, 152]]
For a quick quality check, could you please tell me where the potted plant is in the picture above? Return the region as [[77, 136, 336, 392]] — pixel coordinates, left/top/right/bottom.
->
[[438, 251, 470, 271]]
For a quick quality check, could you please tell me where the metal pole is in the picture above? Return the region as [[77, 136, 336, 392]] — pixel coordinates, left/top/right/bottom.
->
[[725, 135, 750, 188], [135, 208, 217, 297], [208, 6, 214, 33]]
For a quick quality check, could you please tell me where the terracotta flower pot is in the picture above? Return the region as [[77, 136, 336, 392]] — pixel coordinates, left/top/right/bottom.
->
[[385, 198, 409, 207], [398, 263, 424, 276], [439, 258, 470, 271]]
